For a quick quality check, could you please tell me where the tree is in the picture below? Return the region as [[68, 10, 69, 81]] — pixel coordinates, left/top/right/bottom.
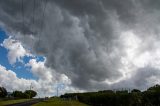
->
[[0, 87, 7, 98], [144, 84, 160, 105], [131, 89, 141, 93], [12, 90, 28, 98], [147, 84, 160, 92], [24, 90, 37, 98]]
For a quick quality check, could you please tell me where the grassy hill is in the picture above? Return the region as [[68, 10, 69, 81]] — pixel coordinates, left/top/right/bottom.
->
[[32, 98, 89, 106]]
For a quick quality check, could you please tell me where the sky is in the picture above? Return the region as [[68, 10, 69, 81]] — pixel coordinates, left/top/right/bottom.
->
[[1, 0, 160, 97]]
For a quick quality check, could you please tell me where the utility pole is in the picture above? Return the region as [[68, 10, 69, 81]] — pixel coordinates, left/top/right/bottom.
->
[[29, 83, 32, 99], [57, 86, 58, 97]]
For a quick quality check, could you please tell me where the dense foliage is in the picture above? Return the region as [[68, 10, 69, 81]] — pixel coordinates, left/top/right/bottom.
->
[[11, 90, 27, 98], [0, 87, 7, 98], [24, 90, 37, 98], [12, 90, 37, 98], [0, 86, 37, 99], [61, 85, 160, 106]]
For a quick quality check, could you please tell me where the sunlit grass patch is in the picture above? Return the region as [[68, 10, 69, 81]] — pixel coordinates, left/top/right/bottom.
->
[[32, 98, 89, 106], [0, 99, 32, 106]]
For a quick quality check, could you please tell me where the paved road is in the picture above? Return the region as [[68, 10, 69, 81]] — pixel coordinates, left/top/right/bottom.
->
[[5, 99, 43, 106]]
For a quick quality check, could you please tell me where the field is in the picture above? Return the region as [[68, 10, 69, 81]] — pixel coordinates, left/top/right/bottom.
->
[[32, 98, 89, 106], [0, 99, 32, 105]]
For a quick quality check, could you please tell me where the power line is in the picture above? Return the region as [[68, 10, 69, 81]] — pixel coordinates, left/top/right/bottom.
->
[[57, 86, 59, 97], [21, 0, 24, 33], [12, 0, 25, 71], [38, 0, 48, 43], [32, 0, 36, 28], [12, 0, 24, 72], [41, 0, 48, 30], [30, 0, 36, 52], [29, 83, 33, 99], [20, 0, 48, 52]]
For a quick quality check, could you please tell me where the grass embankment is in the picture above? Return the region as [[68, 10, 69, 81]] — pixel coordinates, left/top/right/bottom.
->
[[0, 99, 32, 105], [32, 98, 89, 106]]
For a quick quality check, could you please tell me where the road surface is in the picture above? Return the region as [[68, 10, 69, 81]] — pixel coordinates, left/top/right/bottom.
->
[[5, 99, 43, 106]]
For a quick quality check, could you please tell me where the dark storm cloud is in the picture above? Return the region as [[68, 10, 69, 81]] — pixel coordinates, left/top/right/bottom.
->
[[53, 0, 136, 23], [1, 0, 160, 90]]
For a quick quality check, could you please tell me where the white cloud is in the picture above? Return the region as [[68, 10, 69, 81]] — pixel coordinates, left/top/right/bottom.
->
[[0, 36, 79, 97], [1, 36, 31, 64], [120, 30, 160, 71], [0, 63, 76, 97], [27, 58, 71, 84], [0, 64, 37, 92], [110, 30, 160, 90], [27, 58, 74, 95]]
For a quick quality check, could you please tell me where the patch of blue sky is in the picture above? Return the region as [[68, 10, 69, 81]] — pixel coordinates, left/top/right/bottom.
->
[[35, 55, 45, 62], [0, 28, 39, 80], [0, 28, 11, 69], [0, 28, 8, 42]]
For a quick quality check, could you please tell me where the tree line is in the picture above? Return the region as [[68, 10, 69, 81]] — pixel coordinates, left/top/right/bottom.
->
[[0, 87, 37, 99], [60, 84, 160, 106]]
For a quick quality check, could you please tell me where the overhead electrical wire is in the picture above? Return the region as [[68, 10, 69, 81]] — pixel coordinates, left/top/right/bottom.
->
[[20, 0, 48, 52], [11, 0, 24, 71], [21, 0, 24, 34], [30, 0, 36, 51], [12, 0, 24, 71], [41, 0, 48, 30], [37, 0, 48, 51], [32, 0, 36, 28]]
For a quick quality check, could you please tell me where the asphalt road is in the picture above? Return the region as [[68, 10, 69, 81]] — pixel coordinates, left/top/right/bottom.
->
[[5, 99, 43, 106]]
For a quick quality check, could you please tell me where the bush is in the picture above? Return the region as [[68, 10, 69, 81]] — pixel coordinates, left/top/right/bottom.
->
[[60, 84, 160, 106], [12, 90, 37, 99], [24, 90, 37, 98], [0, 87, 7, 98]]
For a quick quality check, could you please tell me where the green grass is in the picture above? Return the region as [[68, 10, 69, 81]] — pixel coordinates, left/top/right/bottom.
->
[[32, 98, 89, 106], [0, 99, 32, 105]]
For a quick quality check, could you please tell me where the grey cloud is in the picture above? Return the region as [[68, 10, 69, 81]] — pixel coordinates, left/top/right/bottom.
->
[[112, 67, 160, 90], [0, 0, 46, 35], [1, 0, 160, 91]]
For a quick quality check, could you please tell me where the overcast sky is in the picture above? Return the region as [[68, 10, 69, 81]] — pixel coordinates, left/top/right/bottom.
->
[[1, 0, 160, 97]]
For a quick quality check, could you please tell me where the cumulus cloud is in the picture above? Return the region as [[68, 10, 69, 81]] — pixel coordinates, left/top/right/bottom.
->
[[111, 66, 160, 91], [0, 64, 37, 92], [1, 0, 160, 92], [1, 36, 31, 64], [27, 58, 80, 95], [0, 62, 74, 97], [27, 58, 71, 85]]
